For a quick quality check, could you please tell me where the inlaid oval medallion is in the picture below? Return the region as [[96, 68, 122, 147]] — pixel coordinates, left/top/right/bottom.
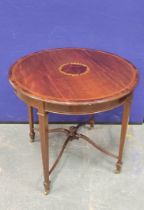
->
[[59, 63, 89, 76]]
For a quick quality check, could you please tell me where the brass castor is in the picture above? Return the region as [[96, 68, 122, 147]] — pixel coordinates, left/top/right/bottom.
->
[[43, 181, 50, 195], [44, 190, 49, 195], [115, 162, 122, 174], [29, 132, 35, 143]]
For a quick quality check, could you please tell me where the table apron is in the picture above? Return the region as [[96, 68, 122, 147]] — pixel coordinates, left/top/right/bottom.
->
[[14, 89, 132, 115], [44, 96, 129, 115]]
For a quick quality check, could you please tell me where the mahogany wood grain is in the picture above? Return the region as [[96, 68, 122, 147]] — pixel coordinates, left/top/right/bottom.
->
[[9, 48, 138, 105]]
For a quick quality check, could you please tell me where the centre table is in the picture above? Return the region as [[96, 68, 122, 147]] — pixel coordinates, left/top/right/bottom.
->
[[9, 48, 138, 195]]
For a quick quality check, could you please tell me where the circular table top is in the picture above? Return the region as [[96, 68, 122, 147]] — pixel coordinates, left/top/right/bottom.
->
[[9, 48, 139, 105]]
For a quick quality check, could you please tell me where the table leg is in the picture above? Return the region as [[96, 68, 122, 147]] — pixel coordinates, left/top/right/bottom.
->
[[89, 114, 95, 128], [115, 95, 132, 173], [28, 106, 35, 142], [38, 109, 49, 195]]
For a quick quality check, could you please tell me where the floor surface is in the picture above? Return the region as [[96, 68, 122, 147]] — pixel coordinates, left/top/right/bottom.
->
[[0, 124, 144, 210]]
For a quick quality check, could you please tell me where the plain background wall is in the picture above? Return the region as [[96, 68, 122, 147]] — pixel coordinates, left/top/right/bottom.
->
[[0, 0, 144, 123]]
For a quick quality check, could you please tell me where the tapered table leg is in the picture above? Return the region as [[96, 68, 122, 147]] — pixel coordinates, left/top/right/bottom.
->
[[115, 95, 132, 173], [28, 106, 35, 142], [89, 114, 95, 128], [38, 107, 49, 195]]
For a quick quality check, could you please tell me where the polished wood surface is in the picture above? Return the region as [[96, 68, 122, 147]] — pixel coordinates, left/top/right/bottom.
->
[[8, 48, 139, 195], [9, 48, 138, 105]]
